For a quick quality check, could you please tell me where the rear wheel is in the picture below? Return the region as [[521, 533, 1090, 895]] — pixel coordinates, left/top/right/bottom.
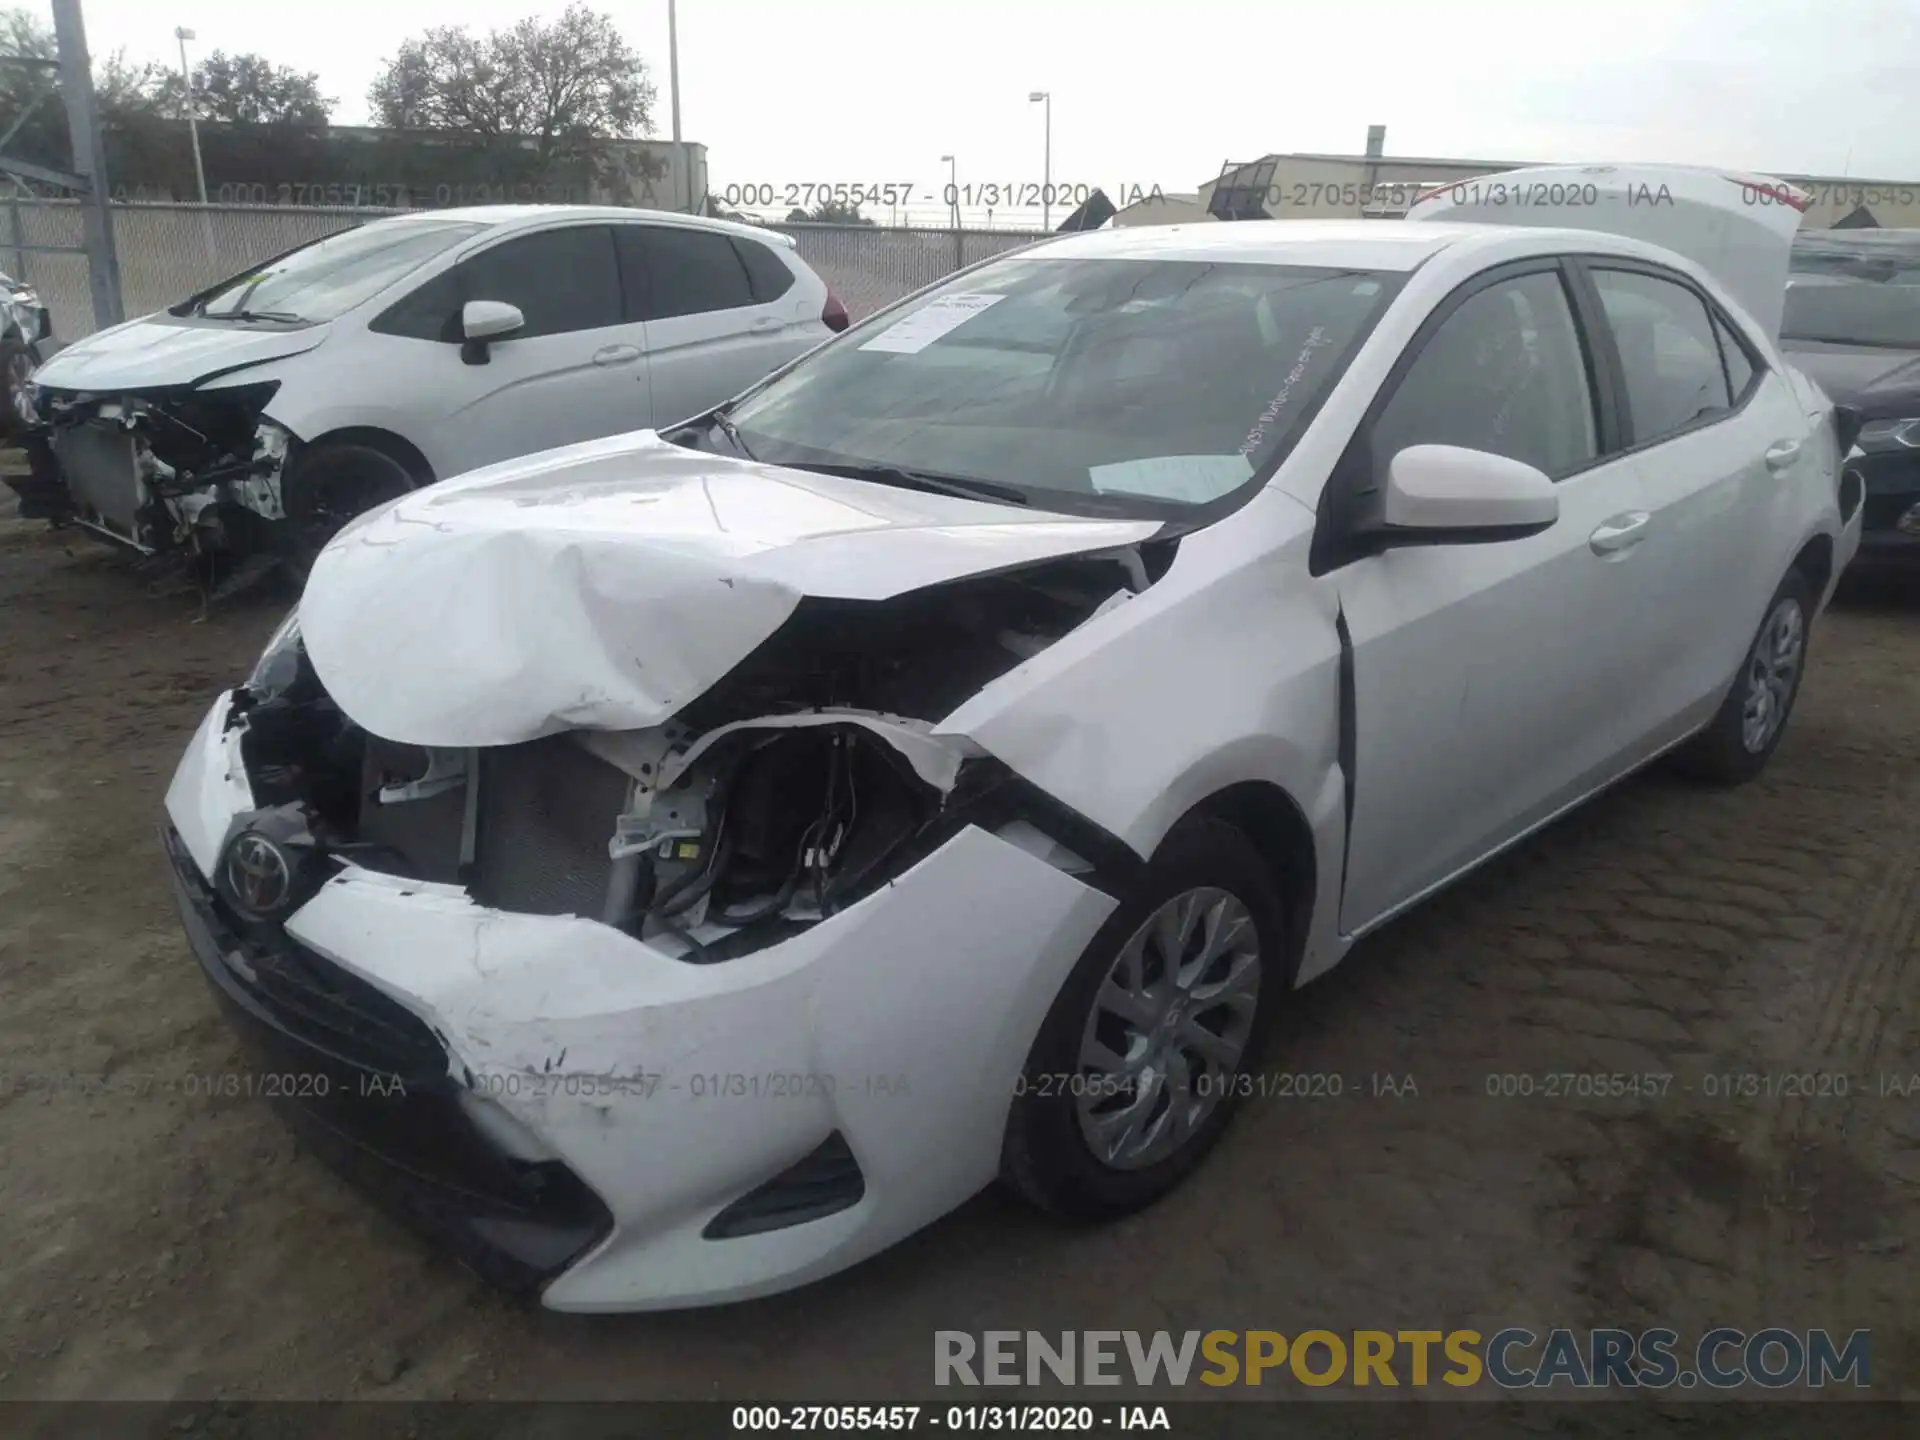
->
[[1000, 818, 1287, 1220], [1671, 567, 1814, 785], [279, 439, 422, 577]]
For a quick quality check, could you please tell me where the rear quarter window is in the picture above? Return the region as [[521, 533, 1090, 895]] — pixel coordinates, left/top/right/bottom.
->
[[1591, 268, 1732, 444], [732, 238, 796, 303]]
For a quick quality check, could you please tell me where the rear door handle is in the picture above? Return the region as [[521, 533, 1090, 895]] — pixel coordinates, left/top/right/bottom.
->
[[1589, 510, 1651, 556], [1765, 439, 1801, 473], [593, 344, 642, 366], [750, 315, 784, 333]]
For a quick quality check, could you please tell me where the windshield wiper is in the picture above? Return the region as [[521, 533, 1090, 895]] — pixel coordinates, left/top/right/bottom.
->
[[785, 460, 1031, 507], [709, 408, 756, 460], [201, 308, 303, 323]]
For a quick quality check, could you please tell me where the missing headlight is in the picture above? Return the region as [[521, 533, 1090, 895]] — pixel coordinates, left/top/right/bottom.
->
[[613, 721, 946, 960]]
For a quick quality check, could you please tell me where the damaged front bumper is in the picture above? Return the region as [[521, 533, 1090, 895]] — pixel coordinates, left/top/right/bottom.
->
[[10, 382, 292, 557], [164, 689, 1117, 1310]]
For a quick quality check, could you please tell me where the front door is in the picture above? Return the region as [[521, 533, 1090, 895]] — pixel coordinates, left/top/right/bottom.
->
[[427, 223, 649, 476], [1333, 264, 1663, 932]]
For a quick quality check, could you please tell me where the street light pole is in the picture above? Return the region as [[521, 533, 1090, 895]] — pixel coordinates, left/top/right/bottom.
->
[[174, 27, 207, 205], [1029, 91, 1050, 231], [941, 153, 957, 230], [667, 0, 681, 142]]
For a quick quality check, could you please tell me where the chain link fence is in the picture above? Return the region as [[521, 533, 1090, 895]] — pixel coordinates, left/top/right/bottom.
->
[[0, 199, 1047, 343]]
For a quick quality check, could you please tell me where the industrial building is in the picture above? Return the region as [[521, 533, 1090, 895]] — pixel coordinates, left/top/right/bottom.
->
[[1113, 126, 1920, 229]]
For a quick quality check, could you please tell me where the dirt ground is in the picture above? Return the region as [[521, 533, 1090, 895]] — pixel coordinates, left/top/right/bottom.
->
[[1, 495, 1917, 1408]]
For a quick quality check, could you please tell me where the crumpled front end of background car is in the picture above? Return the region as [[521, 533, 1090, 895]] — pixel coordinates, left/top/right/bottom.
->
[[11, 381, 292, 564]]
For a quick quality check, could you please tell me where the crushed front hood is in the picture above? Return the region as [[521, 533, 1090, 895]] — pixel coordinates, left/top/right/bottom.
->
[[31, 313, 328, 393], [299, 430, 1160, 747]]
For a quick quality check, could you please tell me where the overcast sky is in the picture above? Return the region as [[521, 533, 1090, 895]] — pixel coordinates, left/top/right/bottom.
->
[[53, 0, 1920, 225]]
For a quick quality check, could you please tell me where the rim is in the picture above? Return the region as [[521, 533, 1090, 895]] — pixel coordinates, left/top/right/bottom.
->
[[1074, 886, 1261, 1171], [6, 347, 33, 422], [294, 471, 408, 553], [1741, 596, 1804, 754]]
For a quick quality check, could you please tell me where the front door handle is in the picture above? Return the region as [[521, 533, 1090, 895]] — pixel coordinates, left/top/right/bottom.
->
[[593, 343, 642, 366], [1765, 439, 1802, 473], [1589, 510, 1651, 556]]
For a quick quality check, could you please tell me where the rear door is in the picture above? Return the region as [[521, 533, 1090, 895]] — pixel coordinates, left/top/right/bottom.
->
[[1580, 261, 1805, 734], [1333, 261, 1661, 932], [616, 224, 812, 428]]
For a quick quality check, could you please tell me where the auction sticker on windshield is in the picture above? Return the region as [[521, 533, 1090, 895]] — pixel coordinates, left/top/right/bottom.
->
[[860, 293, 1006, 353]]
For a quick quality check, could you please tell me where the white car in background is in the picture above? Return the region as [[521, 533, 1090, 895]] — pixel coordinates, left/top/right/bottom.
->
[[164, 171, 1858, 1310], [10, 205, 845, 584]]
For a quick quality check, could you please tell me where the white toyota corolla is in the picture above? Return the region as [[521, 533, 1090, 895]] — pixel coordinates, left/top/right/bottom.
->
[[164, 169, 1862, 1310]]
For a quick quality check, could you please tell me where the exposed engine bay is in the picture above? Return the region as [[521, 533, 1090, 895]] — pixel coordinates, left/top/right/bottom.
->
[[13, 380, 291, 563], [225, 548, 1168, 961]]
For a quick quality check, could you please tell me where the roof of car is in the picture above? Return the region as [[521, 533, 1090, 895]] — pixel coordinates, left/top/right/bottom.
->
[[1027, 219, 1656, 271], [374, 204, 794, 245]]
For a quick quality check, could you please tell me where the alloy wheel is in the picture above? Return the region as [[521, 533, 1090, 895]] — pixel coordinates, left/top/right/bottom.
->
[[1074, 886, 1261, 1171], [1741, 596, 1804, 754], [6, 346, 33, 424]]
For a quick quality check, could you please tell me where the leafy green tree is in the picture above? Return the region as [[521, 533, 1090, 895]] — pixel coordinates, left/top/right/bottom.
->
[[368, 4, 654, 166], [155, 51, 333, 129]]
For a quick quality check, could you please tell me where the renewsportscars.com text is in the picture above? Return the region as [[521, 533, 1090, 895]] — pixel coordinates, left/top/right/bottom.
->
[[934, 1328, 1870, 1389]]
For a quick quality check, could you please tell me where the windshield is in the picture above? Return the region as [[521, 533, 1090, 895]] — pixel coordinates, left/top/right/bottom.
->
[[722, 255, 1400, 514], [196, 219, 485, 323], [1784, 243, 1920, 348]]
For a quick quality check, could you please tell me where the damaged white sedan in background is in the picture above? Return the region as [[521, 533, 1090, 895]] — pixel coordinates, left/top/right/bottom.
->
[[164, 169, 1860, 1310]]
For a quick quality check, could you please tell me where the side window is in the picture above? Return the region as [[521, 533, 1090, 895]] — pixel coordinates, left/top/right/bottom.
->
[[1371, 269, 1597, 482], [458, 226, 622, 339], [620, 226, 756, 320], [732, 237, 796, 303], [369, 268, 462, 342], [1713, 312, 1757, 402], [1591, 269, 1732, 443]]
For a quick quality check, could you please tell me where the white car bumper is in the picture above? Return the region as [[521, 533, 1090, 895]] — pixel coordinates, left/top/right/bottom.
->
[[164, 692, 1115, 1310]]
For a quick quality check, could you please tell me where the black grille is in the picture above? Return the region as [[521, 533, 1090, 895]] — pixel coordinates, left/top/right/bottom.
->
[[165, 829, 447, 1081], [703, 1132, 866, 1239], [243, 934, 449, 1082], [166, 827, 615, 1293], [470, 735, 630, 919]]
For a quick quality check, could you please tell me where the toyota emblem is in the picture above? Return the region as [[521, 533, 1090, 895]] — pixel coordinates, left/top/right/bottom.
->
[[222, 831, 294, 918]]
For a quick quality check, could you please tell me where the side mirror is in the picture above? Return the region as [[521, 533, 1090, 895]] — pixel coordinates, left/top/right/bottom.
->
[[1378, 444, 1558, 543], [460, 299, 524, 364]]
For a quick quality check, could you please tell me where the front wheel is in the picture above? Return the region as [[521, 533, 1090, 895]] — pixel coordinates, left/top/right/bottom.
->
[[1000, 818, 1288, 1220], [1671, 568, 1814, 785], [279, 439, 421, 578]]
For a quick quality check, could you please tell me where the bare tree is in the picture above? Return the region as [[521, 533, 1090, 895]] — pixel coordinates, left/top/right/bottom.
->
[[0, 9, 168, 161]]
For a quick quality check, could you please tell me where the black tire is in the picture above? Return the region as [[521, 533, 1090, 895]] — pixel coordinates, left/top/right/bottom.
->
[[1000, 817, 1289, 1221], [279, 439, 422, 576], [1, 332, 41, 443], [1670, 567, 1815, 785]]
